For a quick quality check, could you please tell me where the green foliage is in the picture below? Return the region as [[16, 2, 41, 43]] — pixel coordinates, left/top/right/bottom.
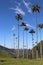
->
[[0, 58, 43, 65]]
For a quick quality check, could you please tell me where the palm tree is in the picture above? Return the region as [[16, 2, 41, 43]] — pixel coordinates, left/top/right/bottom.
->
[[20, 22, 26, 58], [38, 24, 43, 58], [31, 4, 40, 59], [29, 29, 35, 59], [24, 27, 29, 59], [15, 14, 22, 58], [19, 22, 26, 58]]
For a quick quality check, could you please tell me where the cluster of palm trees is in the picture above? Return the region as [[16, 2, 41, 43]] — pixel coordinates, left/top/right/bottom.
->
[[14, 4, 43, 59], [15, 13, 35, 58]]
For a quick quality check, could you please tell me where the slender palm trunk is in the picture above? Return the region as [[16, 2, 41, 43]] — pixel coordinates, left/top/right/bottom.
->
[[17, 22, 19, 58], [40, 29, 42, 58], [27, 34, 28, 59], [13, 37, 15, 49], [26, 31, 28, 59], [23, 29, 24, 58], [16, 38, 17, 46], [36, 14, 38, 45], [13, 35, 15, 49], [32, 34, 34, 59], [36, 14, 38, 59], [16, 38, 18, 58]]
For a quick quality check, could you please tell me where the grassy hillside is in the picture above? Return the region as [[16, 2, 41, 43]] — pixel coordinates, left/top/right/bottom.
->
[[0, 51, 11, 58], [0, 45, 32, 58], [0, 58, 43, 65], [0, 45, 16, 58]]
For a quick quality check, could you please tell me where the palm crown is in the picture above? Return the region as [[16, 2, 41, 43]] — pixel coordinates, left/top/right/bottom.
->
[[13, 33, 15, 36], [15, 14, 22, 21], [19, 22, 26, 26], [32, 4, 40, 12], [37, 24, 43, 28], [24, 27, 29, 31], [29, 29, 35, 33]]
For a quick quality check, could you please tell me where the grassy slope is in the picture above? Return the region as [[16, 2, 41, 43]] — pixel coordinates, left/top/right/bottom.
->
[[0, 49, 43, 65], [0, 51, 11, 58], [0, 58, 43, 65]]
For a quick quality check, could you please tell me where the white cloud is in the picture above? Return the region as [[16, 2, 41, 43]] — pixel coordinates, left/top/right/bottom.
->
[[11, 25, 16, 31], [10, 6, 25, 15], [28, 8, 32, 13], [26, 23, 33, 28], [14, 1, 21, 6], [10, 8, 15, 10], [15, 7, 25, 15], [23, 0, 30, 8], [10, 0, 32, 15], [23, 0, 32, 13]]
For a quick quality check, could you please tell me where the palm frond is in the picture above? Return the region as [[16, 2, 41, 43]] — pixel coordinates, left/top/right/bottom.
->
[[24, 27, 29, 31], [19, 22, 26, 26], [29, 29, 35, 33], [37, 24, 43, 28]]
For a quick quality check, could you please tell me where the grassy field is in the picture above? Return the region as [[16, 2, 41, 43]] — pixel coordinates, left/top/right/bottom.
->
[[0, 58, 43, 65], [0, 51, 11, 58]]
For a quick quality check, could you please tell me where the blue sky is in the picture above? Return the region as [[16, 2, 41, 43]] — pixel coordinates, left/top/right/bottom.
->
[[0, 0, 43, 49]]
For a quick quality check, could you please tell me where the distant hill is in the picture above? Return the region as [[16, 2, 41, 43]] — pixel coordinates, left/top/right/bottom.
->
[[0, 40, 43, 58], [0, 45, 16, 58], [0, 45, 32, 58]]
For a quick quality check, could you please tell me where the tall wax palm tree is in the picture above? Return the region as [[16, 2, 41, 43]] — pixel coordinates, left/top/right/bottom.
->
[[19, 22, 26, 58], [31, 4, 40, 59], [24, 27, 29, 59], [15, 14, 22, 58], [38, 24, 43, 58], [29, 29, 35, 59]]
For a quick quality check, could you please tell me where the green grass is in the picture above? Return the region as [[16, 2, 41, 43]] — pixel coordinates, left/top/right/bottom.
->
[[0, 51, 11, 58], [0, 58, 43, 65]]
